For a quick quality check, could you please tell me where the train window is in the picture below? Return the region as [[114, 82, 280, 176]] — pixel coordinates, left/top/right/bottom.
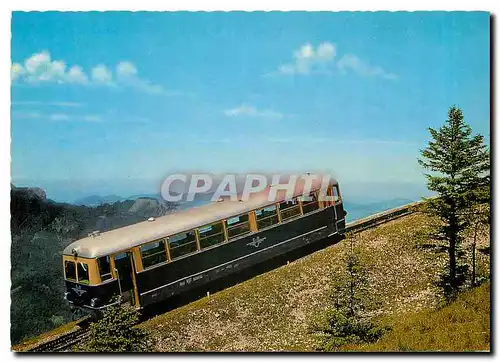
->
[[198, 221, 225, 249], [141, 239, 168, 268], [97, 256, 112, 281], [255, 205, 279, 229], [226, 213, 251, 239], [301, 192, 320, 214], [114, 252, 128, 260], [64, 261, 76, 281], [333, 186, 340, 202], [279, 198, 302, 221], [324, 186, 333, 206], [77, 262, 90, 285], [169, 231, 197, 259]]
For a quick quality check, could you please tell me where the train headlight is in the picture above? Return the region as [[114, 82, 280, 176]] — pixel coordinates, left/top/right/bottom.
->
[[90, 298, 99, 307], [64, 292, 70, 300]]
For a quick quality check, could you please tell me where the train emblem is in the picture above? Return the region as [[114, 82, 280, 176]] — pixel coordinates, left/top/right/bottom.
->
[[72, 284, 85, 297], [247, 236, 266, 248]]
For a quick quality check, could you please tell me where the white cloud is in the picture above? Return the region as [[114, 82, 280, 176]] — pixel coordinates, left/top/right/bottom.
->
[[268, 42, 397, 80], [338, 139, 415, 146], [272, 42, 337, 76], [80, 114, 102, 122], [136, 81, 164, 94], [265, 136, 327, 144], [66, 66, 88, 84], [12, 101, 83, 107], [116, 61, 164, 94], [49, 113, 70, 121], [24, 51, 51, 74], [194, 138, 232, 144], [91, 65, 113, 84], [116, 61, 138, 78], [24, 52, 51, 81], [337, 54, 397, 80], [11, 51, 165, 93], [12, 50, 86, 84], [18, 51, 73, 83], [11, 111, 42, 119], [11, 63, 25, 81], [224, 104, 284, 120], [50, 61, 66, 79], [265, 137, 294, 143], [12, 111, 103, 122], [295, 43, 314, 60], [317, 43, 336, 60]]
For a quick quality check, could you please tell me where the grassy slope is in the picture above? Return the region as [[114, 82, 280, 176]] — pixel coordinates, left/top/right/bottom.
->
[[140, 212, 490, 351], [348, 281, 490, 352]]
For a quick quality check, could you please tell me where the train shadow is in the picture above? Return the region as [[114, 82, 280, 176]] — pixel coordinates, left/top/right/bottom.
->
[[139, 233, 344, 321]]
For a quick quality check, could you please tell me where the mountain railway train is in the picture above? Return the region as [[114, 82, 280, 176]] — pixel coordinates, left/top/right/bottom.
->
[[62, 177, 346, 313]]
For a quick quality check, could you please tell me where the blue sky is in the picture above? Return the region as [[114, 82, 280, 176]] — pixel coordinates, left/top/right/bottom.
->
[[10, 12, 490, 202]]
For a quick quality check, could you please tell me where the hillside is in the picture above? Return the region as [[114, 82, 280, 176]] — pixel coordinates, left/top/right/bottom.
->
[[10, 186, 178, 344], [351, 281, 490, 351], [139, 212, 490, 352]]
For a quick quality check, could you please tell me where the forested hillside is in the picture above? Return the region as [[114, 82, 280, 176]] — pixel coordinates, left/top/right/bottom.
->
[[10, 185, 177, 344]]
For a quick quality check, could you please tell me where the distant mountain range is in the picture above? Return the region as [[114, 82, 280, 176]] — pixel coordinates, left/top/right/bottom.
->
[[72, 192, 417, 222], [73, 193, 173, 205], [72, 192, 216, 210], [73, 194, 125, 206]]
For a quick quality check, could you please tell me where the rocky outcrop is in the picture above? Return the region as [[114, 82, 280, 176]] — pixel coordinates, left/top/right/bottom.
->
[[11, 184, 47, 200], [128, 197, 171, 217]]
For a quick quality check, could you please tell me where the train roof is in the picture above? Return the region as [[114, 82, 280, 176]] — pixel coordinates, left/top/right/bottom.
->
[[63, 176, 338, 259]]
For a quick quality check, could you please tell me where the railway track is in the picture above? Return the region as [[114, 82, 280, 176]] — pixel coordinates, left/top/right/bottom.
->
[[28, 328, 90, 352], [25, 200, 423, 352], [345, 200, 422, 234]]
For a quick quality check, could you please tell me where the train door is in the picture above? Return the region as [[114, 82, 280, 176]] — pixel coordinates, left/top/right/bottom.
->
[[332, 203, 339, 233], [113, 252, 136, 305], [328, 186, 339, 233], [332, 185, 347, 232]]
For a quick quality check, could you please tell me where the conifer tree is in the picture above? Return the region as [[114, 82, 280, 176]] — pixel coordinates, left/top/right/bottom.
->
[[311, 234, 385, 350], [418, 106, 489, 298], [76, 305, 152, 352]]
